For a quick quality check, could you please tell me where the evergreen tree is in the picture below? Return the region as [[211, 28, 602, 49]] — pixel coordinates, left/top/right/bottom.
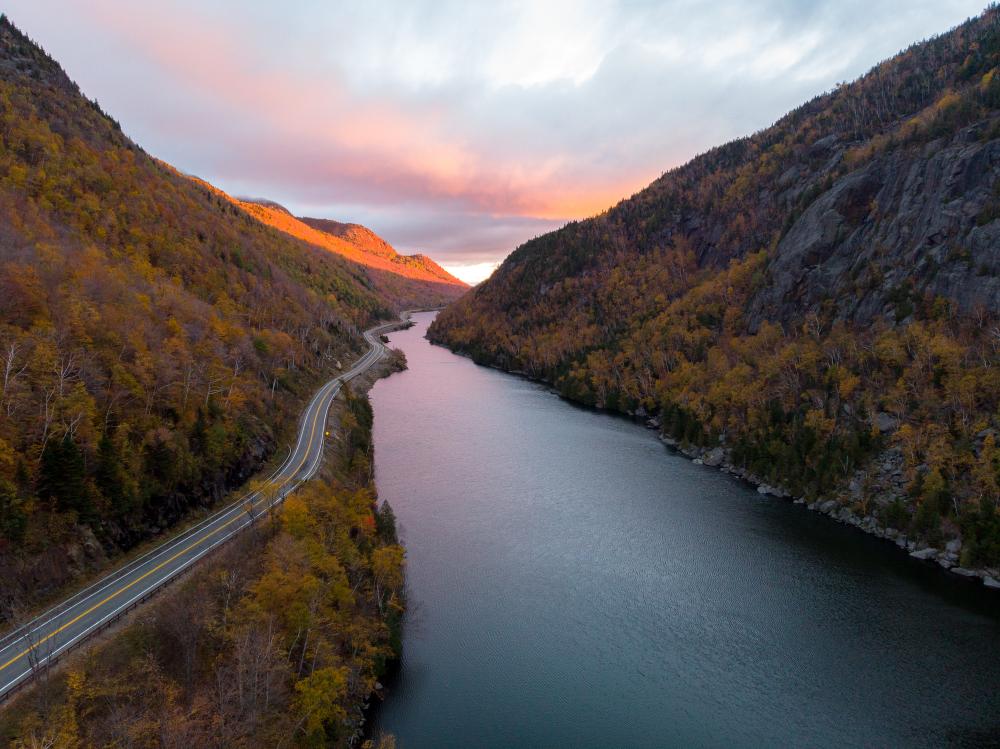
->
[[38, 436, 92, 519], [0, 479, 26, 543], [96, 432, 134, 519], [375, 500, 398, 544]]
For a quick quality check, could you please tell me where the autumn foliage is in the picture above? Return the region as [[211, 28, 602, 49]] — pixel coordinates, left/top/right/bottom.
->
[[0, 15, 431, 613], [432, 8, 1000, 566], [0, 389, 404, 747], [233, 201, 468, 309]]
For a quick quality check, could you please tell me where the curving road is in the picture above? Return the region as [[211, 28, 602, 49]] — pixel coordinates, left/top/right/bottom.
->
[[0, 316, 406, 702]]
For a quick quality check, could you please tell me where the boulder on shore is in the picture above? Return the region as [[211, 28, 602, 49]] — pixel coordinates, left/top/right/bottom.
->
[[703, 447, 726, 467]]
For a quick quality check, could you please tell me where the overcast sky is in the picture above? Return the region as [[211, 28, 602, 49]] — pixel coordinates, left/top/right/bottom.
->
[[10, 0, 988, 282]]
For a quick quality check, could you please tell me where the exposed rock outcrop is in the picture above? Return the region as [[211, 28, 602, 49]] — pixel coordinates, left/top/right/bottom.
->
[[747, 129, 1000, 329]]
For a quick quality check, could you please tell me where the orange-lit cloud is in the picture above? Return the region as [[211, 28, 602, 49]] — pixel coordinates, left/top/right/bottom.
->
[[76, 0, 647, 224], [11, 0, 986, 281]]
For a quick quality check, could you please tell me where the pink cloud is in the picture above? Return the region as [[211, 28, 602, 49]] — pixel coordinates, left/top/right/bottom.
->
[[18, 0, 982, 270], [79, 0, 645, 223]]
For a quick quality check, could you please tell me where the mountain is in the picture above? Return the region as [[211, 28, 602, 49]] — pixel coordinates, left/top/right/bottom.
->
[[0, 15, 428, 608], [301, 215, 462, 283], [431, 8, 1000, 571], [236, 200, 467, 308], [0, 18, 417, 743]]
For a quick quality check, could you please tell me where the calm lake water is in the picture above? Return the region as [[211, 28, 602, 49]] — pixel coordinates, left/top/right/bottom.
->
[[369, 312, 1000, 748]]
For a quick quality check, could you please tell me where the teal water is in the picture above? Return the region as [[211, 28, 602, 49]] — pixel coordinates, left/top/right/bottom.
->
[[369, 312, 1000, 748]]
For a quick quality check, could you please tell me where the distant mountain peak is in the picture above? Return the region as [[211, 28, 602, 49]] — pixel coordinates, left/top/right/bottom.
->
[[227, 197, 467, 302], [215, 198, 464, 293], [237, 197, 293, 215], [300, 217, 396, 258]]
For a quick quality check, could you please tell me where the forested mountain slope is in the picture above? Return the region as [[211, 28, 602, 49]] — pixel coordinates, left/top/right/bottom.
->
[[302, 215, 463, 285], [431, 8, 1000, 572], [0, 15, 414, 614], [236, 200, 468, 308], [0, 387, 404, 748]]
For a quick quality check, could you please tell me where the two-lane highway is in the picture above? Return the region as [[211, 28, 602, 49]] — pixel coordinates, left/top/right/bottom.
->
[[0, 316, 406, 702]]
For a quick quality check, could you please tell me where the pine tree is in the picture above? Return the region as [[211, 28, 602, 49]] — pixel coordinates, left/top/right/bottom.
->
[[96, 432, 134, 519], [38, 436, 91, 519], [0, 478, 26, 542]]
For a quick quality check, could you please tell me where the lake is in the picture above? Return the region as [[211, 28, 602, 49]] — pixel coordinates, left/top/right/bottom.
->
[[369, 311, 1000, 748]]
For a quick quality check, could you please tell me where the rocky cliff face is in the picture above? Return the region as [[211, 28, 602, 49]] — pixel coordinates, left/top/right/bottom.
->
[[749, 125, 1000, 329]]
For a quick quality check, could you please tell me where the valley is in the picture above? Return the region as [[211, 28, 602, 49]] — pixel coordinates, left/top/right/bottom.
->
[[3, 4, 1000, 748]]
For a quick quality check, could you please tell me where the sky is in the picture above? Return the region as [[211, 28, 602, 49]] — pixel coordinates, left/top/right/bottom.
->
[[9, 1, 989, 283]]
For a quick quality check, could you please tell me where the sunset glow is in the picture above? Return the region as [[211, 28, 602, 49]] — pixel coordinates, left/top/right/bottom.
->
[[441, 262, 502, 286], [11, 0, 986, 274]]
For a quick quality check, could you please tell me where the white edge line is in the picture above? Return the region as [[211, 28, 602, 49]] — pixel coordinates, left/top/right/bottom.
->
[[0, 316, 405, 697]]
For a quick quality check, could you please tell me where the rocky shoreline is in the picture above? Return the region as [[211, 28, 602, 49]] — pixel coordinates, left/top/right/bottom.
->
[[430, 339, 1000, 593], [645, 418, 1000, 591]]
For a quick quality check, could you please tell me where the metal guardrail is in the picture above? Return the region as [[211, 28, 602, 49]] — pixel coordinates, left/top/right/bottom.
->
[[0, 446, 292, 655], [0, 316, 402, 705]]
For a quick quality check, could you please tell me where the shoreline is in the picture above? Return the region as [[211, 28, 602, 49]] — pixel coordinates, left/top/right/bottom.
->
[[654, 429, 1000, 591], [351, 315, 414, 747], [431, 338, 1000, 594], [0, 315, 413, 744]]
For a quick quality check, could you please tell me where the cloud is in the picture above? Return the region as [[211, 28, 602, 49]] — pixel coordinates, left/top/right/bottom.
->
[[9, 0, 988, 282]]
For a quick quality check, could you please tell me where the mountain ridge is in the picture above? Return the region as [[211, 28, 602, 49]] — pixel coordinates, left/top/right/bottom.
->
[[0, 13, 432, 610], [299, 216, 461, 284], [0, 17, 408, 744], [431, 6, 1000, 573], [234, 198, 467, 307]]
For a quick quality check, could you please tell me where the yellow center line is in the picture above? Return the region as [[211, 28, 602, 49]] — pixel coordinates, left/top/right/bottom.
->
[[3, 320, 394, 677], [0, 508, 245, 671], [0, 361, 342, 674]]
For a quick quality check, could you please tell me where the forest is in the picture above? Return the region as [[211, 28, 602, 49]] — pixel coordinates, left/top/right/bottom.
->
[[233, 200, 467, 310], [0, 15, 432, 617], [431, 7, 1000, 569], [0, 386, 404, 748]]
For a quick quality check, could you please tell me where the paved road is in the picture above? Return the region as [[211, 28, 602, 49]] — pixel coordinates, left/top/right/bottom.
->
[[0, 316, 406, 702]]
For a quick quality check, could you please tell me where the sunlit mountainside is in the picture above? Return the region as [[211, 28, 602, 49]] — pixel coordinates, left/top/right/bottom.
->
[[235, 198, 467, 308]]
